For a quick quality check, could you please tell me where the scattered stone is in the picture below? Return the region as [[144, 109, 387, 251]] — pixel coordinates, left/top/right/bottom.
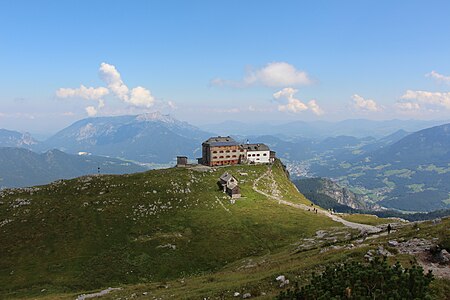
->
[[242, 293, 251, 299], [156, 243, 176, 250], [234, 292, 240, 297], [76, 287, 122, 300], [0, 219, 13, 227], [388, 240, 398, 247], [436, 249, 450, 264], [396, 238, 433, 255], [376, 246, 392, 257], [432, 218, 442, 225], [11, 198, 31, 208], [364, 252, 373, 261], [276, 275, 290, 287]]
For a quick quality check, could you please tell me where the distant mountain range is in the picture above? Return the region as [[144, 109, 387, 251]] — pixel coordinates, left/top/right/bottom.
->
[[0, 147, 146, 188], [201, 119, 446, 138], [306, 123, 450, 212], [41, 112, 212, 163], [0, 129, 38, 149], [367, 123, 450, 165], [0, 113, 212, 188]]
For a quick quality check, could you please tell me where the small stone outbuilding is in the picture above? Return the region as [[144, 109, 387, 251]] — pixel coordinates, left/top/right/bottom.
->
[[218, 172, 241, 198], [176, 156, 188, 167]]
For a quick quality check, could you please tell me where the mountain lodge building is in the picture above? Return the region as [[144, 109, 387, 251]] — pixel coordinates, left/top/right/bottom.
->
[[200, 136, 246, 166], [199, 136, 275, 166]]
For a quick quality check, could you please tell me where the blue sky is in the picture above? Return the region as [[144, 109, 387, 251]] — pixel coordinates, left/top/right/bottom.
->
[[1, 0, 450, 134]]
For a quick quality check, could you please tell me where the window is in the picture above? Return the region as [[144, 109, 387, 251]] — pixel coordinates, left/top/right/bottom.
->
[[220, 150, 224, 153], [213, 151, 217, 153], [226, 150, 230, 153], [257, 154, 260, 156], [226, 155, 230, 158], [232, 150, 236, 152], [220, 156, 224, 158], [213, 156, 217, 159], [232, 155, 236, 158], [263, 153, 267, 156]]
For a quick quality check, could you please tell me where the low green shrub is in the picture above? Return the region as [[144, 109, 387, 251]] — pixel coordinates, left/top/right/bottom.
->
[[278, 257, 434, 299]]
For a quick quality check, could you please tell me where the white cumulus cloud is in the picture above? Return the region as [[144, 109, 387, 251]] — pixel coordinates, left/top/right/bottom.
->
[[426, 71, 450, 84], [396, 101, 421, 111], [56, 85, 109, 100], [273, 88, 323, 115], [400, 90, 450, 109], [212, 62, 312, 88], [128, 86, 155, 108], [56, 85, 108, 116], [56, 62, 157, 116], [98, 63, 155, 108], [85, 106, 98, 117], [351, 94, 382, 112], [307, 99, 324, 116], [98, 62, 130, 101]]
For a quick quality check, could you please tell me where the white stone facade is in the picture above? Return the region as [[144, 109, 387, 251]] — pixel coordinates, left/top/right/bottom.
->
[[246, 149, 270, 163]]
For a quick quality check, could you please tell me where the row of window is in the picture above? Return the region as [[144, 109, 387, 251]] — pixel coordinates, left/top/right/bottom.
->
[[212, 149, 238, 154], [212, 160, 238, 166], [248, 153, 267, 157], [213, 155, 238, 159]]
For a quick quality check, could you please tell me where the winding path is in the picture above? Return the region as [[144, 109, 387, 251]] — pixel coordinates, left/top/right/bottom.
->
[[253, 166, 381, 234]]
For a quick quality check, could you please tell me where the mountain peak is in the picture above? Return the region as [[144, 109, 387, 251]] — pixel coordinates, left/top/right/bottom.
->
[[135, 112, 177, 124]]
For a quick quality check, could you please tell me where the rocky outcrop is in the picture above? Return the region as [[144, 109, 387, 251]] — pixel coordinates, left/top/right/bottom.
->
[[319, 179, 369, 209]]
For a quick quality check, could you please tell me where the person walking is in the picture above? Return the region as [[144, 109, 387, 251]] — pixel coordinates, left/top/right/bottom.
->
[[387, 224, 392, 234]]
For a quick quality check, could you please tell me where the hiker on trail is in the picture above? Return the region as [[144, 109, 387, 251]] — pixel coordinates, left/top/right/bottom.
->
[[387, 224, 392, 234]]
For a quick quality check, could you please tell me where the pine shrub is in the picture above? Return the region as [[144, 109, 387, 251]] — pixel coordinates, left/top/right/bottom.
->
[[277, 257, 434, 299]]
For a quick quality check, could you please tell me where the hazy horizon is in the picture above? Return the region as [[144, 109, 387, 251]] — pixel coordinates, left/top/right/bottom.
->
[[3, 113, 449, 141]]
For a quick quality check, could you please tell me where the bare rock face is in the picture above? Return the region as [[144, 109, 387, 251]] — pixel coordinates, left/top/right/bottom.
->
[[364, 246, 393, 261], [434, 248, 450, 264], [321, 181, 365, 209], [388, 240, 399, 247]]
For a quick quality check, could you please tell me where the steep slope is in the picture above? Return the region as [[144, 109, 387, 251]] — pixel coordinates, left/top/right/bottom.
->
[[42, 112, 212, 163], [293, 177, 371, 211], [360, 129, 410, 153], [0, 147, 146, 188], [368, 123, 450, 165], [0, 161, 339, 297], [0, 129, 39, 149]]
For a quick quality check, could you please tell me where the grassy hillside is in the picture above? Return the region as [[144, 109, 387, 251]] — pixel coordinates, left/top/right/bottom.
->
[[0, 160, 339, 298], [340, 213, 398, 226], [19, 217, 450, 299], [0, 147, 147, 188]]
